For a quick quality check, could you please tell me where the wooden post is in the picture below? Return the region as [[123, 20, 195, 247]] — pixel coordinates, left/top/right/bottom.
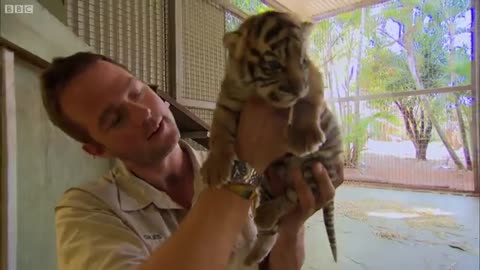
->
[[1, 47, 17, 270], [167, 0, 184, 101], [472, 0, 480, 193]]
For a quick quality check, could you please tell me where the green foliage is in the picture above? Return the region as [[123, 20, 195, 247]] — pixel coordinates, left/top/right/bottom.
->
[[230, 0, 273, 15], [225, 12, 242, 32], [360, 48, 415, 94], [342, 111, 400, 164]]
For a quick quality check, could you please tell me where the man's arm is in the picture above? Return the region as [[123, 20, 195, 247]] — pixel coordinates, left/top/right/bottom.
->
[[260, 226, 305, 270]]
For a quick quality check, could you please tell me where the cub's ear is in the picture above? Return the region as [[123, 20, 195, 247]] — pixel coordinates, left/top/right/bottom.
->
[[300, 21, 315, 39], [223, 31, 241, 52]]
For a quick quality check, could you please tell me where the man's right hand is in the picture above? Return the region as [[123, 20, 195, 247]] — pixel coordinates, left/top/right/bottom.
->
[[235, 97, 291, 173]]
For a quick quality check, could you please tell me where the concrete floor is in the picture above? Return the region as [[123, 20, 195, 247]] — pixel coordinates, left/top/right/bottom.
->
[[303, 185, 479, 270]]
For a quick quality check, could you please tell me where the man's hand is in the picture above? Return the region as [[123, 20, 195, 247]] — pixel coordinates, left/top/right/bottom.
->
[[235, 97, 290, 173], [267, 162, 336, 235], [262, 162, 336, 270]]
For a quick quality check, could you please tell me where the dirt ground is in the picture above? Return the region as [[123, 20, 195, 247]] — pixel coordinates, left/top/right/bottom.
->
[[344, 153, 475, 192]]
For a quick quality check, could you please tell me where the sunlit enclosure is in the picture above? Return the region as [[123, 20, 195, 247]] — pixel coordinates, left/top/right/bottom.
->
[[227, 0, 478, 192]]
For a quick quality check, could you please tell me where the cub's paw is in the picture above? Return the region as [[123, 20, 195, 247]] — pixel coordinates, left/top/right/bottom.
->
[[200, 154, 232, 186], [288, 124, 326, 155]]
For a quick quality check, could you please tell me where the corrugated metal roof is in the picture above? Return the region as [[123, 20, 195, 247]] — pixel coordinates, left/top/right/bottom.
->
[[217, 0, 389, 21], [264, 0, 388, 20]]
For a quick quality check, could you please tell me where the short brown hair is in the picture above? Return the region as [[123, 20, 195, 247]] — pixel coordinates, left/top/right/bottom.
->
[[40, 51, 129, 143]]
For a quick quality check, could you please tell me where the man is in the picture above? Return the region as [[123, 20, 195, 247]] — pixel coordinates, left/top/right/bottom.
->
[[41, 51, 338, 270]]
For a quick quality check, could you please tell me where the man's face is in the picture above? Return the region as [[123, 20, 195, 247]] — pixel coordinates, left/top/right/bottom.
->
[[61, 60, 180, 165]]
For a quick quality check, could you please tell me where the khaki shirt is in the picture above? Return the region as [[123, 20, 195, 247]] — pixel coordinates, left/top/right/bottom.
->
[[55, 140, 259, 270]]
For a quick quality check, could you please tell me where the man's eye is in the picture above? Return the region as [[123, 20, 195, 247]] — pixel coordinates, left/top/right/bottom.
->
[[301, 57, 310, 68], [132, 87, 145, 100], [110, 114, 123, 128]]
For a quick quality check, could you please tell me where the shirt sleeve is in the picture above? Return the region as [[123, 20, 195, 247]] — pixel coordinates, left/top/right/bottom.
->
[[55, 189, 149, 270]]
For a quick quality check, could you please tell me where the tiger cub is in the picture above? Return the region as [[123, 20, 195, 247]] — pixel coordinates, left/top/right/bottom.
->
[[199, 11, 343, 265]]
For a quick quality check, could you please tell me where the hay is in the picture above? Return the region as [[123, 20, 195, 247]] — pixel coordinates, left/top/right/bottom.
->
[[337, 199, 464, 235], [405, 215, 463, 231], [374, 228, 408, 241], [335, 199, 479, 256]]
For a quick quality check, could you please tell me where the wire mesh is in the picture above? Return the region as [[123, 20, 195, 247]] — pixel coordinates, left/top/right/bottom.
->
[[183, 138, 208, 151], [65, 0, 168, 93], [332, 90, 475, 192], [181, 0, 226, 102], [187, 107, 214, 126]]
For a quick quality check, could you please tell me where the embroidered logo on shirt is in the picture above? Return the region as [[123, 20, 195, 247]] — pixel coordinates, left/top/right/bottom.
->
[[143, 234, 163, 240]]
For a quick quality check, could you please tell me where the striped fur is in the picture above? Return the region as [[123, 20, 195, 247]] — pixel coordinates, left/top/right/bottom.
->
[[199, 11, 343, 265]]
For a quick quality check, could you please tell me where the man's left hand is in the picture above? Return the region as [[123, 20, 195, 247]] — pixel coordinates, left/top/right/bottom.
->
[[265, 161, 336, 235]]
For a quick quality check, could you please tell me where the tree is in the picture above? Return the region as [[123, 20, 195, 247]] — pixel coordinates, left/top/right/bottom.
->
[[359, 0, 472, 168], [426, 0, 473, 169]]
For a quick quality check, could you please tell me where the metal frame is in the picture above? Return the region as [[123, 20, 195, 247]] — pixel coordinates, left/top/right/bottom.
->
[[167, 0, 184, 100], [1, 47, 17, 270], [330, 85, 472, 103], [328, 1, 479, 192], [472, 0, 479, 192]]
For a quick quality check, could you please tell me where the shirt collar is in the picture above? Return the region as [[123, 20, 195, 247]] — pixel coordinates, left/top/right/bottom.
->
[[110, 140, 208, 212]]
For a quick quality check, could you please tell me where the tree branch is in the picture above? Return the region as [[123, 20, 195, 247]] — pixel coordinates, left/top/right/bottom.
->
[[395, 101, 416, 145], [378, 28, 406, 49]]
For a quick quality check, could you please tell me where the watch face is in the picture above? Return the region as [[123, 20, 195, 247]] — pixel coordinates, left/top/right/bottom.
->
[[230, 160, 249, 182], [229, 160, 261, 184]]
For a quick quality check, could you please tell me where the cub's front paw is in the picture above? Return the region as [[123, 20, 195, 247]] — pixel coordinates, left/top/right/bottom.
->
[[200, 154, 232, 186], [288, 124, 326, 155]]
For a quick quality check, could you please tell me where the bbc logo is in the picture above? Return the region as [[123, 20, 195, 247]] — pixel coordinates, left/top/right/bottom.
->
[[4, 4, 34, 14]]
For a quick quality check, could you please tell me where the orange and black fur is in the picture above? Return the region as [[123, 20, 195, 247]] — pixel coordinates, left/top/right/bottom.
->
[[200, 11, 343, 265]]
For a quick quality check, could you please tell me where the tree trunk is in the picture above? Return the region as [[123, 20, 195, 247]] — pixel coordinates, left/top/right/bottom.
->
[[455, 94, 473, 170], [394, 100, 433, 160], [415, 142, 428, 160], [447, 20, 472, 170], [404, 28, 465, 169]]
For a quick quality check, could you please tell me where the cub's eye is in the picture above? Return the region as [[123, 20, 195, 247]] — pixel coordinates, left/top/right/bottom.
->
[[301, 58, 310, 68], [266, 60, 283, 71]]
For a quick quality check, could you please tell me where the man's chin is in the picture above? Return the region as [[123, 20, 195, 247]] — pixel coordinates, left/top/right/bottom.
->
[[150, 129, 180, 158]]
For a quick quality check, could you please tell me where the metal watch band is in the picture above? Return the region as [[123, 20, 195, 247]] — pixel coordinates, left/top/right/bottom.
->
[[230, 159, 264, 186], [222, 182, 257, 200]]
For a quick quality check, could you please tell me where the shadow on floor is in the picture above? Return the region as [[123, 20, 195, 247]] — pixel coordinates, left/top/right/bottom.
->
[[304, 184, 479, 270]]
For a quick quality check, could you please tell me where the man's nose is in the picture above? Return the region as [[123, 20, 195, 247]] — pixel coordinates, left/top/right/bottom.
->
[[128, 102, 152, 126]]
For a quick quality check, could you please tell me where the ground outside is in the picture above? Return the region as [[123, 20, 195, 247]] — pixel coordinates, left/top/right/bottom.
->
[[303, 184, 480, 270]]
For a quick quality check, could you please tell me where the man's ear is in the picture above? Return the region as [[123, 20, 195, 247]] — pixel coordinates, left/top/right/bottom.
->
[[82, 143, 110, 159]]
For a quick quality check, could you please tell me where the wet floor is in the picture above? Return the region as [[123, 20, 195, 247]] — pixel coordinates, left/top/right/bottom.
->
[[303, 185, 480, 270]]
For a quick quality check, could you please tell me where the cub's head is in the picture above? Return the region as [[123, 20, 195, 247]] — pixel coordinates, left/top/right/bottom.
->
[[223, 11, 314, 108]]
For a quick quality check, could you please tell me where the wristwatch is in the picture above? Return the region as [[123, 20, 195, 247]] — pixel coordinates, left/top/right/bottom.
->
[[222, 159, 263, 200]]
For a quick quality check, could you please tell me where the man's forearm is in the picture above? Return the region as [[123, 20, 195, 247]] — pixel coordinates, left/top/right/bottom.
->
[[266, 226, 305, 270]]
